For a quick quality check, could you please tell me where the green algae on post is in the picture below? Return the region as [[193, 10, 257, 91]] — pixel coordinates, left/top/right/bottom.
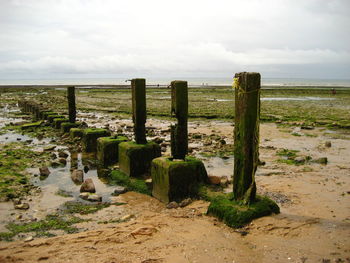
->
[[170, 80, 188, 159], [82, 128, 111, 152], [131, 78, 147, 144], [97, 136, 128, 166], [67, 86, 76, 123], [233, 72, 260, 204]]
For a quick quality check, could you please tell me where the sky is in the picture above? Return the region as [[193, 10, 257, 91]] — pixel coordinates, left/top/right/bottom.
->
[[0, 0, 349, 80]]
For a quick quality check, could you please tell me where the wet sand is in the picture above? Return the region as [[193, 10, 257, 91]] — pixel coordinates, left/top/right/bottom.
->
[[0, 114, 349, 262]]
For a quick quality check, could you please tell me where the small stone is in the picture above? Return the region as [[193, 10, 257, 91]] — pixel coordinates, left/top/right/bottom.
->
[[58, 151, 69, 158], [166, 201, 179, 209], [120, 214, 133, 221], [79, 192, 89, 200], [179, 198, 192, 207], [50, 161, 60, 168], [83, 165, 89, 173], [39, 167, 50, 177], [50, 153, 57, 159], [325, 141, 332, 148], [80, 178, 96, 193], [16, 214, 22, 220], [220, 177, 229, 187], [161, 147, 167, 152], [113, 186, 127, 195], [313, 157, 328, 165], [58, 158, 67, 165], [294, 156, 305, 164], [152, 137, 163, 144], [13, 198, 21, 205], [24, 236, 34, 242], [43, 145, 56, 151], [71, 169, 84, 184], [15, 203, 29, 210], [87, 194, 102, 202], [208, 175, 221, 185]]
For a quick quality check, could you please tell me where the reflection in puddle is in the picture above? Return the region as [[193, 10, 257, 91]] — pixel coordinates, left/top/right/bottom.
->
[[30, 151, 116, 203]]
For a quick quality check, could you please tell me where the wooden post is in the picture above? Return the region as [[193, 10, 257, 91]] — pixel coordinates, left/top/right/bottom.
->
[[233, 72, 261, 204], [67, 86, 76, 123], [170, 80, 188, 159], [131, 79, 147, 144]]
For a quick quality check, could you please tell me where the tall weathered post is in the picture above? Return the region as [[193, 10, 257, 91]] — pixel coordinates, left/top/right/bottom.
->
[[233, 72, 260, 204], [151, 80, 208, 203], [67, 86, 76, 123], [131, 79, 147, 144], [118, 78, 161, 176], [170, 81, 188, 159]]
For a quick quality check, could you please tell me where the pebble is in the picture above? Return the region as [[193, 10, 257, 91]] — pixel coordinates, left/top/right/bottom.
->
[[179, 198, 192, 207], [87, 194, 102, 202], [166, 201, 179, 209], [15, 203, 30, 210], [113, 186, 127, 195], [325, 141, 332, 148], [24, 236, 34, 242]]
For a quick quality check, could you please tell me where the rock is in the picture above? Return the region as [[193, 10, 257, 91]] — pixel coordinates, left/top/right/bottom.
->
[[219, 139, 226, 145], [13, 198, 21, 205], [71, 169, 84, 184], [161, 147, 167, 152], [24, 236, 34, 242], [113, 186, 127, 195], [79, 192, 89, 200], [152, 137, 163, 144], [58, 151, 69, 158], [58, 158, 67, 165], [208, 175, 221, 185], [220, 177, 229, 187], [15, 203, 29, 210], [50, 161, 60, 168], [50, 153, 57, 159], [43, 145, 56, 151], [166, 201, 179, 209], [325, 141, 332, 148], [87, 194, 102, 202], [39, 167, 50, 177], [179, 198, 192, 207], [80, 178, 96, 193], [145, 178, 152, 188], [83, 165, 89, 173], [120, 214, 133, 221], [313, 157, 328, 165], [301, 126, 314, 130], [294, 156, 305, 164]]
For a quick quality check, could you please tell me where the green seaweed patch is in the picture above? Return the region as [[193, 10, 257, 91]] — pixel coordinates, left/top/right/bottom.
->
[[63, 201, 111, 215], [0, 214, 85, 241], [207, 193, 280, 228], [55, 189, 74, 198], [20, 121, 43, 130], [109, 169, 151, 195], [0, 143, 50, 201]]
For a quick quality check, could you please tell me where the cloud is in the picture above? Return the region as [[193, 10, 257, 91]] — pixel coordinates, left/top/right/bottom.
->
[[0, 0, 349, 79]]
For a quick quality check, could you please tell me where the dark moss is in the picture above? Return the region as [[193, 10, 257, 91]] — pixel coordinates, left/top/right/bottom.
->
[[109, 169, 151, 195], [70, 128, 84, 139], [151, 156, 208, 203], [0, 214, 85, 241], [118, 141, 161, 177], [20, 121, 43, 130], [60, 122, 81, 133], [207, 193, 280, 228], [97, 136, 128, 166], [63, 201, 111, 215], [52, 118, 69, 129], [82, 128, 111, 152]]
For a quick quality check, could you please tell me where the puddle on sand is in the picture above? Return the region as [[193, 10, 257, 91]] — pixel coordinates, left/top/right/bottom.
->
[[29, 151, 116, 203]]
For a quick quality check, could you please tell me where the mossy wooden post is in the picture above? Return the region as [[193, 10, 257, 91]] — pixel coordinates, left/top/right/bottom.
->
[[233, 72, 261, 204], [170, 81, 188, 159], [67, 86, 76, 123], [132, 79, 147, 144]]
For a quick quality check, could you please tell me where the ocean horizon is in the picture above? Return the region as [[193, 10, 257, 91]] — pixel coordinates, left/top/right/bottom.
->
[[0, 77, 350, 87]]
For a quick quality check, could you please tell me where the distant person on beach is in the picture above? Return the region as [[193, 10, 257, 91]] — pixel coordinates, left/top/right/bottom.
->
[[331, 88, 336, 95]]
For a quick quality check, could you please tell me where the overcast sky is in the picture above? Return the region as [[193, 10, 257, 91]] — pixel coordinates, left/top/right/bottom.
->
[[0, 0, 349, 80]]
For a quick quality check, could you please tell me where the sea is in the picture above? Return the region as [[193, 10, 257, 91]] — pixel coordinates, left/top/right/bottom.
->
[[0, 77, 350, 87]]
